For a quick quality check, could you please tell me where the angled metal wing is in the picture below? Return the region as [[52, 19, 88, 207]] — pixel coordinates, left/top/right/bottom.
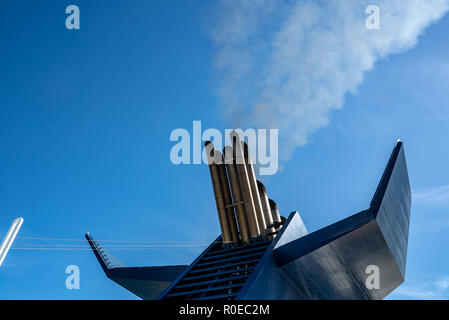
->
[[272, 141, 411, 299], [85, 233, 187, 299]]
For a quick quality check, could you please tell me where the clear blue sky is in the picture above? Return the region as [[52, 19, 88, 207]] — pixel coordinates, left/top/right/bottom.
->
[[1, 1, 448, 299]]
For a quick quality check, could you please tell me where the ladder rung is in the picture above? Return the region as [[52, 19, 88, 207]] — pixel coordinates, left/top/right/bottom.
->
[[196, 252, 265, 267], [166, 284, 243, 298], [202, 245, 268, 262], [175, 274, 249, 289], [205, 240, 271, 258], [182, 267, 255, 282], [189, 259, 260, 274], [191, 293, 237, 300]]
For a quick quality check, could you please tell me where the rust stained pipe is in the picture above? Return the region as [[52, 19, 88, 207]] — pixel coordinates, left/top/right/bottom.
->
[[223, 146, 251, 244], [242, 142, 267, 237], [269, 199, 282, 232], [205, 141, 235, 244], [214, 149, 240, 244], [230, 132, 260, 238], [257, 180, 275, 238]]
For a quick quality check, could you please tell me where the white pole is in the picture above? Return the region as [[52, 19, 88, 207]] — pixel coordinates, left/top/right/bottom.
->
[[0, 217, 24, 267]]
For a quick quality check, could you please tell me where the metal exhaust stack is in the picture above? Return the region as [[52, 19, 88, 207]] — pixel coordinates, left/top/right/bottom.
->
[[205, 132, 284, 245], [223, 146, 251, 244], [214, 149, 240, 243], [242, 142, 267, 237], [269, 199, 282, 232], [230, 131, 260, 239], [205, 141, 237, 245], [257, 181, 275, 238]]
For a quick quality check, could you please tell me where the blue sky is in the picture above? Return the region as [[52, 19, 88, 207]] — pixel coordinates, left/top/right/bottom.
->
[[0, 0, 449, 299]]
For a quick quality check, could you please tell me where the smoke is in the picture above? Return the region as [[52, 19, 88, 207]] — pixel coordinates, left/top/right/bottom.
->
[[211, 0, 449, 161]]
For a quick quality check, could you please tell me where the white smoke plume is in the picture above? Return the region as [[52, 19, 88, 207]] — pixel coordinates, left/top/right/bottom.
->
[[211, 0, 449, 161]]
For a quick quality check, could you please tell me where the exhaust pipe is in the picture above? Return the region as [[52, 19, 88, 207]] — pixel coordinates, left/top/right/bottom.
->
[[269, 199, 282, 232], [230, 132, 260, 238], [214, 149, 240, 243], [242, 142, 267, 236], [205, 141, 236, 245], [223, 146, 251, 244], [257, 181, 275, 238]]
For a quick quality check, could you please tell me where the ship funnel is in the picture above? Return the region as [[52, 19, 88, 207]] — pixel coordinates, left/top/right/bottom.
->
[[230, 132, 260, 239], [242, 142, 267, 237], [223, 146, 251, 244], [214, 149, 239, 243], [269, 199, 282, 232], [205, 133, 286, 245], [205, 141, 238, 245], [257, 181, 275, 238]]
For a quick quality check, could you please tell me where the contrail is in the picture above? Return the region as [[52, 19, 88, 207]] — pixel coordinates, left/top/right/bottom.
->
[[211, 0, 449, 162]]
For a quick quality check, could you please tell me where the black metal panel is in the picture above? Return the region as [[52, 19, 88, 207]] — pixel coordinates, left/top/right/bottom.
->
[[371, 142, 411, 278], [276, 218, 403, 299], [236, 212, 310, 300], [272, 141, 411, 299], [273, 209, 373, 267], [85, 233, 187, 300]]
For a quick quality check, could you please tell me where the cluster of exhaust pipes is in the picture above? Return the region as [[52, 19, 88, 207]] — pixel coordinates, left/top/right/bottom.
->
[[206, 132, 283, 246]]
